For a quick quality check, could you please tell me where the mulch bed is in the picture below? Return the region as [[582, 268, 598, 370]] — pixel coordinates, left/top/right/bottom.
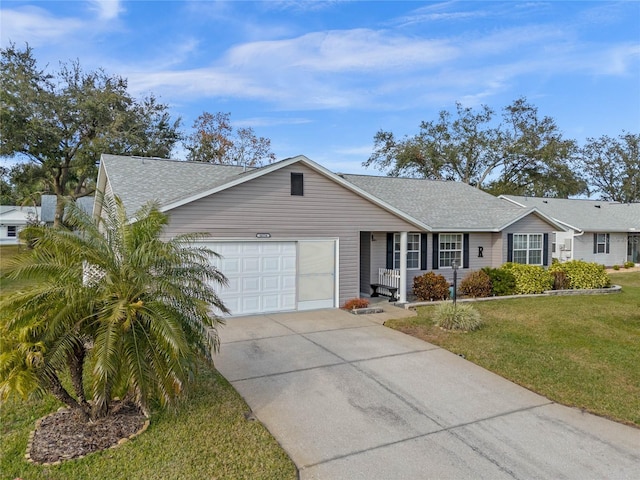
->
[[27, 401, 148, 465]]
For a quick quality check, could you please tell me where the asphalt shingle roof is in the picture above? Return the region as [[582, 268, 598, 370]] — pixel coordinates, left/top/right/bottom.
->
[[502, 196, 640, 232], [101, 154, 253, 216], [343, 174, 534, 231], [99, 155, 554, 232]]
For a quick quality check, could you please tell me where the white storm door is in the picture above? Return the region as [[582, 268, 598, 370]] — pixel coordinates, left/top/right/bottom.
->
[[297, 240, 336, 311]]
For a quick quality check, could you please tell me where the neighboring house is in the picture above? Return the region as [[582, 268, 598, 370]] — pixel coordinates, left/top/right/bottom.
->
[[500, 196, 640, 267], [41, 195, 95, 225], [0, 205, 41, 245], [94, 154, 564, 316]]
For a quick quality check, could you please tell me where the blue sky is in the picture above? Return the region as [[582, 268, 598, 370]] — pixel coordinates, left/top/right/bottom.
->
[[1, 1, 639, 174]]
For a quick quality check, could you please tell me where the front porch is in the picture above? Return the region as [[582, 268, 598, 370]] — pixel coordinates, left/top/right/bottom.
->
[[359, 230, 476, 303]]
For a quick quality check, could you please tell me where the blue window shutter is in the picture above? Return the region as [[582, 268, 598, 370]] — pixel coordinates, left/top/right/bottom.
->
[[606, 234, 610, 254], [543, 233, 549, 266], [463, 234, 470, 268], [507, 234, 513, 262], [432, 233, 439, 269], [386, 233, 394, 269], [420, 234, 428, 270], [593, 233, 597, 254]]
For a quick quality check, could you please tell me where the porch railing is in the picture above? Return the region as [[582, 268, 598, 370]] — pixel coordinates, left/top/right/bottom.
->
[[377, 268, 400, 298]]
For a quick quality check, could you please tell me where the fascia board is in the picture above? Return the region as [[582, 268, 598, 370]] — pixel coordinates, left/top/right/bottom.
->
[[93, 158, 108, 219], [497, 208, 569, 232], [497, 195, 527, 208]]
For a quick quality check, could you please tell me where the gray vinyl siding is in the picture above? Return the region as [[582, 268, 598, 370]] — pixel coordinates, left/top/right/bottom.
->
[[501, 215, 556, 265], [573, 232, 628, 266], [489, 233, 503, 268], [160, 163, 416, 305]]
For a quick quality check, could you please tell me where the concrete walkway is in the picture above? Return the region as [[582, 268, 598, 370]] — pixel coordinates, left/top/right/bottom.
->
[[215, 307, 640, 479]]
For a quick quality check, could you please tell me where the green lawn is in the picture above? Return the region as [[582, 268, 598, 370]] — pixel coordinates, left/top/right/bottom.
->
[[387, 271, 640, 427], [0, 245, 297, 479], [0, 244, 33, 293]]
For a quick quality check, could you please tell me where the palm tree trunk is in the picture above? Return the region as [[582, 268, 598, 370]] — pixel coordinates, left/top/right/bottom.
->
[[43, 371, 90, 421], [68, 343, 90, 408]]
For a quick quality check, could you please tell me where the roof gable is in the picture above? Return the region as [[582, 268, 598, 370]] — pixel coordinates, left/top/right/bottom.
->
[[500, 195, 640, 232]]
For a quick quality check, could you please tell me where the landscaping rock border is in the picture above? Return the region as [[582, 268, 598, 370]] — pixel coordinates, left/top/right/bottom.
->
[[404, 285, 622, 309]]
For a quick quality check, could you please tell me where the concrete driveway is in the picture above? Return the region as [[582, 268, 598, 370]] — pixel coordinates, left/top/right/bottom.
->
[[214, 308, 640, 479]]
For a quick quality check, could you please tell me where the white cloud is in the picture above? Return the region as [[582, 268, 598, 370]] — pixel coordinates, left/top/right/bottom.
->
[[226, 29, 459, 72], [0, 6, 84, 46], [88, 0, 123, 21]]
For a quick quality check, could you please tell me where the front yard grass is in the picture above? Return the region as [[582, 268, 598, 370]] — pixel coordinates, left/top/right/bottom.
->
[[387, 271, 640, 427], [0, 364, 297, 480], [0, 244, 297, 479]]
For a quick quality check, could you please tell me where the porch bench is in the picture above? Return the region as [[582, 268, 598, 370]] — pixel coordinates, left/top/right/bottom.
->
[[370, 283, 398, 301]]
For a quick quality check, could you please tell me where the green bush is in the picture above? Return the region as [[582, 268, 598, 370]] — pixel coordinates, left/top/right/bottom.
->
[[482, 267, 517, 296], [549, 260, 611, 289], [501, 262, 553, 294], [434, 302, 483, 331], [624, 261, 635, 269], [413, 272, 450, 301], [613, 264, 621, 271], [459, 270, 492, 298]]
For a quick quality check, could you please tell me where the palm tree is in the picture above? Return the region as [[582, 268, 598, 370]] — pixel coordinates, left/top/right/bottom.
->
[[0, 196, 227, 420]]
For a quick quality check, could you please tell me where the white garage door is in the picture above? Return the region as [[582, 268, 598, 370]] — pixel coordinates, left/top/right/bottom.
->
[[206, 242, 297, 316]]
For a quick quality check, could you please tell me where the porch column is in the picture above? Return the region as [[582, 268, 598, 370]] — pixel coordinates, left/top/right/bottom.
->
[[399, 231, 407, 303]]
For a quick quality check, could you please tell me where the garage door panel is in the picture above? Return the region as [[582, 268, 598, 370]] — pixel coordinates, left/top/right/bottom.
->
[[262, 257, 281, 272], [205, 241, 298, 316], [261, 275, 282, 291], [242, 257, 260, 273]]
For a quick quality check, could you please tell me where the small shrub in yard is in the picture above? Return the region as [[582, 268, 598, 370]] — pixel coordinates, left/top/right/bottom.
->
[[549, 260, 611, 289], [501, 262, 553, 294], [459, 270, 492, 298], [413, 272, 450, 301], [481, 267, 516, 296], [551, 270, 570, 290], [434, 302, 483, 331], [624, 261, 635, 269], [342, 298, 370, 310], [613, 264, 621, 271]]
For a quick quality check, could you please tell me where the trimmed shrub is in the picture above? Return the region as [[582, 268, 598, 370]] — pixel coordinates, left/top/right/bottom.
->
[[549, 260, 611, 289], [624, 261, 635, 269], [342, 298, 370, 310], [413, 272, 450, 301], [551, 270, 570, 290], [501, 262, 553, 294], [481, 267, 517, 296], [459, 270, 492, 298], [613, 265, 621, 271], [434, 302, 483, 331]]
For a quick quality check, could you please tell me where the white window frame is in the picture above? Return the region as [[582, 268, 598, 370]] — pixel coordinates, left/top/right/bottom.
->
[[394, 233, 420, 270], [596, 233, 609, 254], [512, 233, 543, 265], [439, 233, 463, 268]]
